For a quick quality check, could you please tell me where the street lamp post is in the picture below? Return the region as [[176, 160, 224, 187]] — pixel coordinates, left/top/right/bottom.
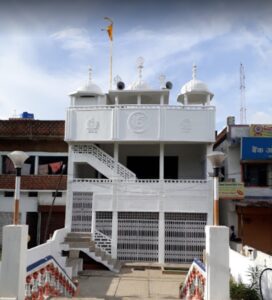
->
[[7, 151, 29, 225], [207, 151, 226, 226]]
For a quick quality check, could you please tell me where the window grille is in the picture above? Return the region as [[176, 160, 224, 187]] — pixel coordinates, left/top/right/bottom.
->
[[117, 212, 159, 262], [71, 192, 92, 232], [0, 212, 13, 246], [96, 212, 112, 237], [165, 212, 207, 263]]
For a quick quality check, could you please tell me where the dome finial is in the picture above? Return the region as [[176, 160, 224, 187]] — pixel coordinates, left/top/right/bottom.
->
[[88, 67, 92, 84], [136, 57, 144, 83], [192, 63, 197, 80]]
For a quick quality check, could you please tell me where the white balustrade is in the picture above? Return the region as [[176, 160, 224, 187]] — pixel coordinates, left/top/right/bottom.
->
[[68, 104, 215, 111]]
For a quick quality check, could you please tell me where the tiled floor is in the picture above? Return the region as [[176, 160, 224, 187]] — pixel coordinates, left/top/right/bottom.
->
[[68, 266, 185, 299]]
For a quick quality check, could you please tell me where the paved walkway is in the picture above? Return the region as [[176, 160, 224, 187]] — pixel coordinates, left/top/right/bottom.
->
[[62, 266, 185, 299]]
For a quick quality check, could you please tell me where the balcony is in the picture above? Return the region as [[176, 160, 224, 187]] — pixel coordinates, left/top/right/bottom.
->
[[65, 105, 215, 142]]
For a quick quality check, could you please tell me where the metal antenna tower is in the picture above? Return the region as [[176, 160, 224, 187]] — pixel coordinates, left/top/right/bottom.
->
[[240, 63, 247, 124]]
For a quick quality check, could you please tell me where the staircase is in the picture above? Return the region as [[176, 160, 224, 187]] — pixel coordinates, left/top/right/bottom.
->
[[63, 232, 121, 273], [72, 144, 136, 180]]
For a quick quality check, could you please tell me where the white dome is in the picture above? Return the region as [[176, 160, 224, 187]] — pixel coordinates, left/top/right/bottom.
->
[[77, 82, 103, 95], [181, 79, 211, 94]]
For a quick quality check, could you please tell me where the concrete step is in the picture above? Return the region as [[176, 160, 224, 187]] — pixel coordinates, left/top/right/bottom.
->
[[64, 241, 91, 248], [67, 232, 92, 238]]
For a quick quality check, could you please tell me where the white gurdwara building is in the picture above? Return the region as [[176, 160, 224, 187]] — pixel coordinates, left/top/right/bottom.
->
[[64, 62, 215, 265]]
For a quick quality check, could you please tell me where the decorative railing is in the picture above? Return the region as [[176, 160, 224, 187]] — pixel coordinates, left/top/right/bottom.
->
[[72, 178, 210, 195], [73, 144, 136, 180], [25, 255, 77, 299], [72, 178, 208, 184], [68, 104, 215, 111], [94, 230, 112, 254], [179, 258, 206, 299]]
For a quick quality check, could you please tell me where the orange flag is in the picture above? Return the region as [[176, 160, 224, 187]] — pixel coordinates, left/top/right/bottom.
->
[[107, 24, 113, 41]]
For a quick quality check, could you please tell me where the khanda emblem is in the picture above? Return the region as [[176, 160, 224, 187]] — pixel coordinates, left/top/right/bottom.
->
[[87, 118, 100, 133], [128, 112, 148, 133]]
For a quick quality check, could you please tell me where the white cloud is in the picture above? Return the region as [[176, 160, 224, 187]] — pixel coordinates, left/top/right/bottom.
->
[[51, 27, 93, 52], [250, 111, 272, 124]]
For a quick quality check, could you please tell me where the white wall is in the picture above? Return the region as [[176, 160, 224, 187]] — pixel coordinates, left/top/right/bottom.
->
[[66, 107, 215, 142], [227, 146, 241, 182]]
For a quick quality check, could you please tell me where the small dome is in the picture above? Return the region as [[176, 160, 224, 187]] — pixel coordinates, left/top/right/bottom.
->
[[77, 82, 103, 95], [177, 64, 213, 104], [71, 68, 103, 96], [181, 79, 211, 94]]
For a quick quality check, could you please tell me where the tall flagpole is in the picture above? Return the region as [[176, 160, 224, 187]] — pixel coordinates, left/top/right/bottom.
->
[[110, 35, 113, 90], [103, 17, 113, 90]]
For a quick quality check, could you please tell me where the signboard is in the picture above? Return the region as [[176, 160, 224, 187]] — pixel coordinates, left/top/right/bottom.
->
[[250, 125, 272, 137], [241, 137, 272, 160], [219, 182, 245, 200]]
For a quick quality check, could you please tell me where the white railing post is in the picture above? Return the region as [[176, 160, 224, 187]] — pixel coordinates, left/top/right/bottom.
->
[[205, 225, 230, 300]]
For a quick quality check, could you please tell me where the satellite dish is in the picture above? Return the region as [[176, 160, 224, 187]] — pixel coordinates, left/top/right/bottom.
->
[[117, 81, 125, 90], [166, 81, 173, 89]]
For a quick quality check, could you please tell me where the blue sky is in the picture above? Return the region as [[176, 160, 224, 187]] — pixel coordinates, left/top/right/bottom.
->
[[0, 0, 272, 130]]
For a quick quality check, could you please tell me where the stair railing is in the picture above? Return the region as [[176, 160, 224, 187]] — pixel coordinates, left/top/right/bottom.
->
[[73, 144, 136, 180]]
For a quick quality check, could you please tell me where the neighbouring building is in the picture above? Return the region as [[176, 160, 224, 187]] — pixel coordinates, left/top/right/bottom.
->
[[64, 63, 216, 264], [215, 118, 272, 255], [0, 118, 68, 247]]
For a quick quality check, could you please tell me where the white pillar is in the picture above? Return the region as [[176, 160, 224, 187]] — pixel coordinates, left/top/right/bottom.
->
[[206, 94, 211, 106], [184, 94, 188, 105], [34, 155, 39, 175], [137, 94, 141, 105], [159, 143, 164, 180], [111, 211, 118, 259], [0, 225, 28, 300], [114, 143, 119, 177], [158, 212, 165, 263], [65, 145, 74, 230], [91, 209, 96, 235], [205, 226, 230, 300], [160, 94, 164, 105], [115, 96, 119, 105]]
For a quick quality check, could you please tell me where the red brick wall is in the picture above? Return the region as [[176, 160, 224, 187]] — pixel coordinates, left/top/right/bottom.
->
[[0, 120, 64, 138], [0, 175, 67, 190], [0, 120, 67, 152]]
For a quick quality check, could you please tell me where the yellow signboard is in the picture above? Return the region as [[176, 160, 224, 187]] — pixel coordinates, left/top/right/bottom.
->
[[250, 125, 272, 137], [219, 182, 245, 200]]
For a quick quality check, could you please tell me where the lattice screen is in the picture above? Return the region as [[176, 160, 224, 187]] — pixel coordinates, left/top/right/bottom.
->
[[117, 212, 159, 262], [165, 212, 207, 263], [71, 192, 92, 232]]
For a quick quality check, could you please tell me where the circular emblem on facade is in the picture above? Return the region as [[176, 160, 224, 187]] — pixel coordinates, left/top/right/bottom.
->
[[128, 112, 148, 133]]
